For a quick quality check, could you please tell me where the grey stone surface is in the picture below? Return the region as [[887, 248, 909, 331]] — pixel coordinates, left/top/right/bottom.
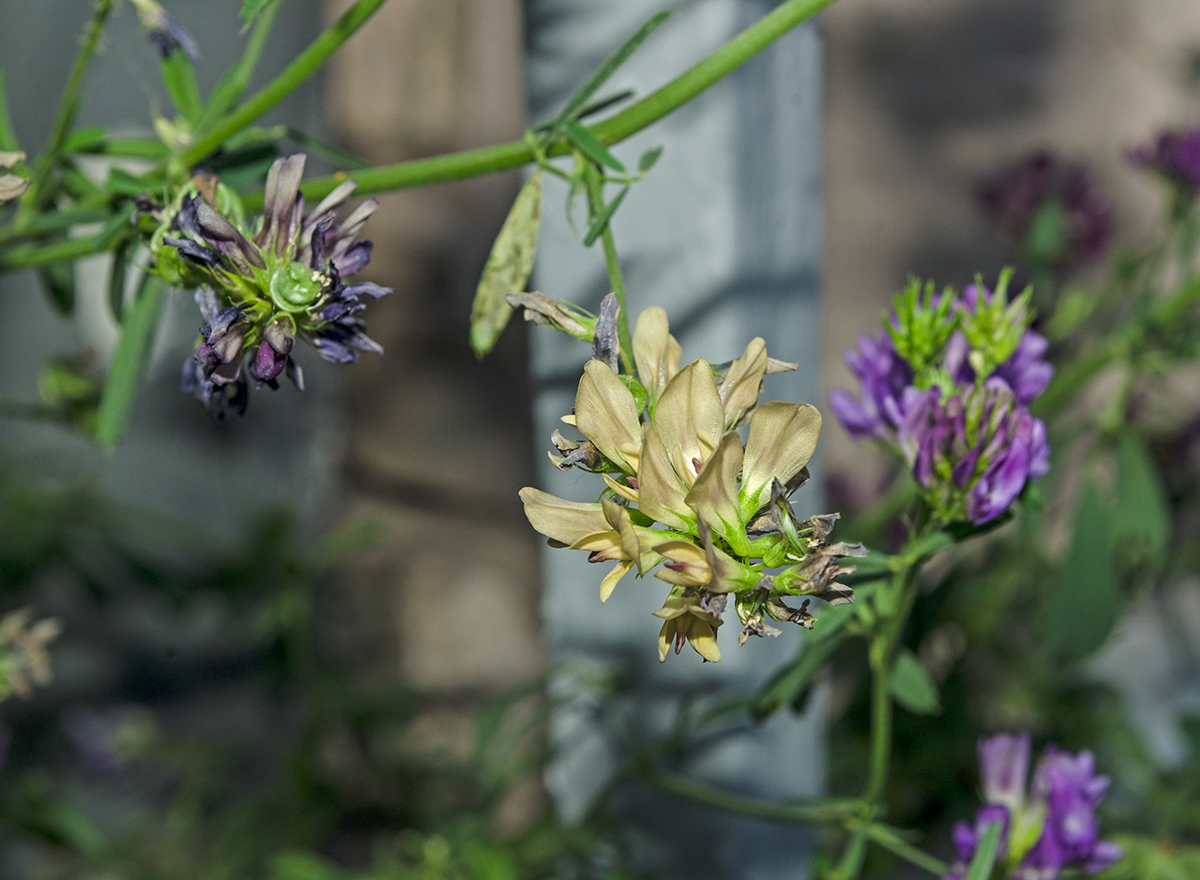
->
[[525, 1, 827, 876]]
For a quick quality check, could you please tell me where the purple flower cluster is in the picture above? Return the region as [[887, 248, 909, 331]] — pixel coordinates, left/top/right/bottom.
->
[[169, 154, 392, 417], [830, 283, 1052, 524], [1129, 128, 1200, 191], [946, 734, 1122, 880], [979, 151, 1113, 269], [899, 380, 1049, 525]]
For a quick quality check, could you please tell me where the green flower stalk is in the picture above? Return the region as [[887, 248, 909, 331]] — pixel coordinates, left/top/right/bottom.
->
[[521, 298, 864, 662]]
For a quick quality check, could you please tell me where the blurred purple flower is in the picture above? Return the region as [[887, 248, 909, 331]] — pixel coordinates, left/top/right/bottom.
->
[[1129, 128, 1200, 190], [979, 151, 1113, 270], [945, 734, 1122, 880], [828, 331, 915, 441]]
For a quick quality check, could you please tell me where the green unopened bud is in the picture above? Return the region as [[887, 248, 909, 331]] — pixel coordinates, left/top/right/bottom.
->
[[270, 262, 325, 312]]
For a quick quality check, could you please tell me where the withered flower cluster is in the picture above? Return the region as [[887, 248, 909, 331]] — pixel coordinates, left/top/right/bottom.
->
[[521, 298, 863, 663], [145, 154, 390, 416]]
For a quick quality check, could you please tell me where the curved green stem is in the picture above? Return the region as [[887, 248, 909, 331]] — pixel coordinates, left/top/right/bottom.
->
[[179, 0, 390, 167], [14, 0, 114, 228], [647, 769, 861, 825], [242, 0, 838, 209]]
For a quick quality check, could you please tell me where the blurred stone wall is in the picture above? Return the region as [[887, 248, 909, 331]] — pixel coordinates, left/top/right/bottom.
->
[[319, 0, 545, 769]]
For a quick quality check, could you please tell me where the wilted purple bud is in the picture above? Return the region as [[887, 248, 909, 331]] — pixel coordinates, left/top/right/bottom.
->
[[1129, 128, 1200, 191], [979, 151, 1113, 270], [131, 0, 200, 62]]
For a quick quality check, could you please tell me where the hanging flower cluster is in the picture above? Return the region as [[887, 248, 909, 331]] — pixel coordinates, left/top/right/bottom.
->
[[521, 297, 864, 663], [978, 150, 1112, 272], [830, 271, 1051, 526], [144, 154, 391, 416], [945, 733, 1122, 880]]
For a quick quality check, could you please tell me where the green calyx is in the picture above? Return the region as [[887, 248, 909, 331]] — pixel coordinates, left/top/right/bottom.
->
[[269, 261, 326, 312]]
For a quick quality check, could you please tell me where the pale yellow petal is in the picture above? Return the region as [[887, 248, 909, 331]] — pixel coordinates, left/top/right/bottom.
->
[[651, 539, 710, 586], [519, 487, 609, 546], [657, 618, 676, 662], [634, 306, 682, 403], [742, 402, 822, 512], [652, 591, 691, 620], [719, 337, 768, 429], [599, 560, 635, 603], [685, 431, 745, 552], [686, 618, 722, 662], [653, 360, 725, 479], [636, 424, 693, 532], [602, 474, 640, 504], [575, 359, 642, 474]]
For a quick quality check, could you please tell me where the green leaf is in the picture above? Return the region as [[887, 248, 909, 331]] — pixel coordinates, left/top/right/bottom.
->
[[470, 173, 543, 357], [566, 120, 625, 172], [639, 145, 663, 173], [889, 649, 940, 714], [0, 72, 20, 152], [544, 11, 673, 140], [239, 0, 277, 28], [38, 261, 76, 315], [583, 184, 628, 247], [94, 278, 166, 447], [160, 52, 203, 125], [95, 201, 137, 249], [61, 125, 107, 153], [1113, 431, 1170, 564], [965, 820, 1003, 880], [106, 167, 157, 196], [1042, 481, 1119, 660], [107, 239, 131, 323]]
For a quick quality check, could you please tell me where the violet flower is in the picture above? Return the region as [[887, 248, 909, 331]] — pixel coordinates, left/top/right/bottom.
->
[[828, 331, 914, 441], [164, 154, 392, 416], [979, 151, 1113, 270], [944, 734, 1122, 880], [1129, 128, 1200, 191]]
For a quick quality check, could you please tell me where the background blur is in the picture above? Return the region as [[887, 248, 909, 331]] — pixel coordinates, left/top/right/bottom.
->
[[0, 0, 1199, 877]]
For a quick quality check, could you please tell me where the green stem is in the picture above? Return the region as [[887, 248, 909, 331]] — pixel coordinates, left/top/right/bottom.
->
[[15, 0, 115, 228], [834, 532, 927, 880], [180, 0, 390, 166], [584, 162, 635, 374], [590, 0, 837, 146], [647, 769, 861, 825], [244, 0, 838, 209], [862, 823, 950, 877]]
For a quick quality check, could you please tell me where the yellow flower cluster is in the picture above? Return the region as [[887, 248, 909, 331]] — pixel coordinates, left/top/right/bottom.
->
[[521, 306, 864, 663]]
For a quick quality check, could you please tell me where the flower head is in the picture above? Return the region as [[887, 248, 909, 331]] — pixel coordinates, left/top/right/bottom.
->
[[944, 734, 1122, 880], [979, 151, 1112, 271], [155, 155, 391, 416], [522, 306, 861, 662], [832, 272, 1051, 526], [1129, 128, 1200, 191]]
